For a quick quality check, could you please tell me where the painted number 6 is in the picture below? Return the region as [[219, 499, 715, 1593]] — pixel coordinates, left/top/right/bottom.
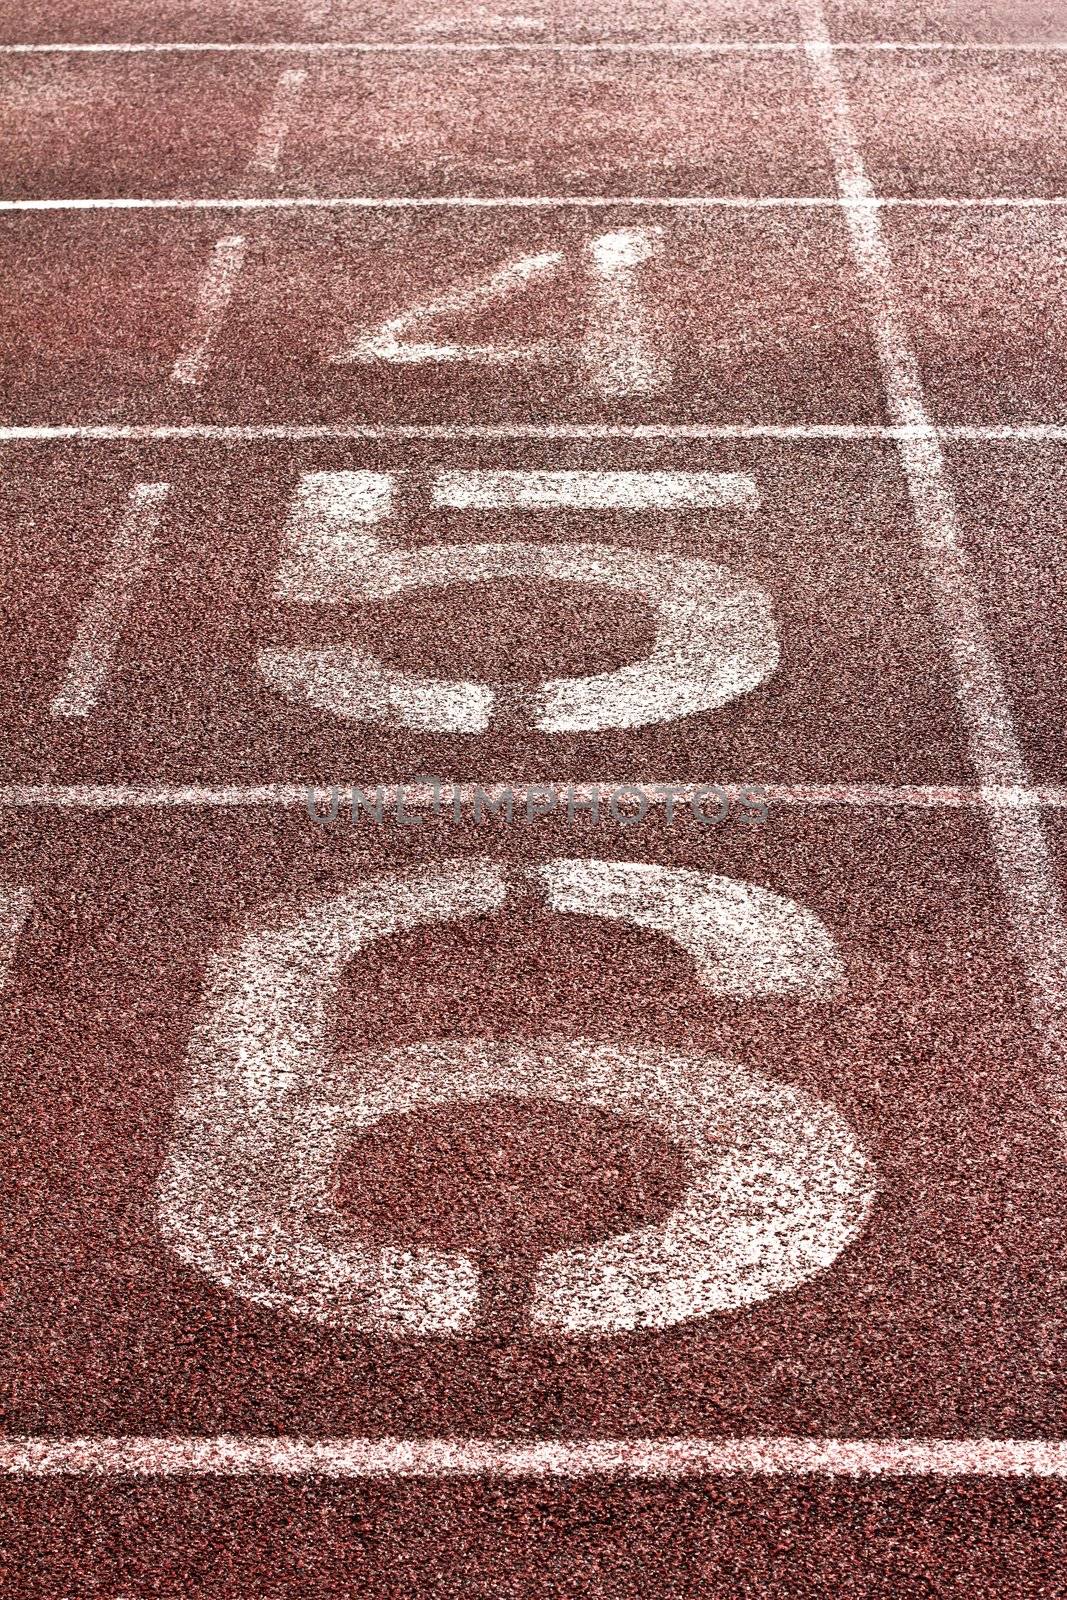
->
[[160, 860, 874, 1334]]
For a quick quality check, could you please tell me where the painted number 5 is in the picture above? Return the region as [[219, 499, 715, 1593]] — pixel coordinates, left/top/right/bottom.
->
[[260, 469, 778, 733]]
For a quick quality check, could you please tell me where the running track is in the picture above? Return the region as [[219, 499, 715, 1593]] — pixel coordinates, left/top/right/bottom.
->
[[1, 1, 1066, 1594]]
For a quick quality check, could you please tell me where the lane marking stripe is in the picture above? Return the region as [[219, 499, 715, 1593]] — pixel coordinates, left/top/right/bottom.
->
[[5, 195, 1067, 212], [170, 235, 247, 385], [3, 41, 1067, 54], [1, 423, 1066, 444], [248, 66, 307, 176], [801, 0, 1067, 1131], [431, 469, 759, 510], [0, 885, 31, 991], [49, 482, 169, 718], [1, 1437, 1064, 1477], [2, 422, 1067, 443], [2, 783, 1065, 811]]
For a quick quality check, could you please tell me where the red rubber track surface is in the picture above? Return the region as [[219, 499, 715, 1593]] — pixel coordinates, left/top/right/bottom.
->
[[1, 0, 1066, 1593]]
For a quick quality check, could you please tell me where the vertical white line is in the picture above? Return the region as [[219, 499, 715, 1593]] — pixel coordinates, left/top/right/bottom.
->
[[0, 885, 31, 993], [797, 0, 1067, 1130], [248, 67, 308, 176], [170, 233, 247, 385], [50, 482, 170, 718]]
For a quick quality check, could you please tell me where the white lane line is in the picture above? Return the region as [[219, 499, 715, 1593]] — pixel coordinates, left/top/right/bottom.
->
[[3, 422, 1067, 444], [171, 64, 306, 387], [248, 67, 307, 176], [49, 482, 169, 718], [431, 469, 758, 510], [6, 195, 1067, 213], [3, 40, 1067, 54], [801, 0, 1067, 1125], [1, 782, 1065, 811], [1, 1436, 1064, 1478], [0, 195, 844, 213], [0, 885, 31, 992], [0, 421, 895, 442], [170, 234, 246, 385]]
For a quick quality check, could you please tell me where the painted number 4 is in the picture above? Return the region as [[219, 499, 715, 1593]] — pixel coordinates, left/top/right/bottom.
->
[[335, 227, 667, 396]]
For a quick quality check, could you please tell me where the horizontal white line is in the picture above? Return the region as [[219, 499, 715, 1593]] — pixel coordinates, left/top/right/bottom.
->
[[5, 195, 1067, 213], [3, 40, 1067, 54], [1, 41, 801, 55], [2, 782, 1065, 811], [1, 423, 1067, 445], [2, 421, 885, 442], [0, 195, 838, 213], [2, 1436, 1064, 1478]]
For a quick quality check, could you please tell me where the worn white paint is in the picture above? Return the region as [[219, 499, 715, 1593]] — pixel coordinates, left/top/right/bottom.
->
[[533, 859, 842, 997], [273, 469, 394, 598], [339, 1037, 871, 1333], [584, 228, 665, 395], [6, 196, 1067, 213], [3, 1435, 1065, 1477], [170, 235, 247, 386], [2, 782, 1066, 810], [263, 467, 774, 731], [8, 42, 1067, 55], [431, 469, 757, 511], [159, 864, 507, 1331], [801, 0, 1067, 1138], [160, 859, 864, 1333], [336, 224, 661, 393], [50, 482, 169, 717], [3, 1434, 1064, 1477], [7, 422, 1067, 442], [170, 66, 300, 387], [262, 538, 776, 731], [335, 250, 562, 365], [259, 644, 496, 731], [0, 885, 31, 993], [248, 67, 307, 175]]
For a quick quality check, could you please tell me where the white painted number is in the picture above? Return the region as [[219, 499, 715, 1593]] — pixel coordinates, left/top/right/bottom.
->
[[336, 249, 563, 368], [334, 229, 667, 395], [259, 469, 777, 732], [160, 861, 873, 1333]]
